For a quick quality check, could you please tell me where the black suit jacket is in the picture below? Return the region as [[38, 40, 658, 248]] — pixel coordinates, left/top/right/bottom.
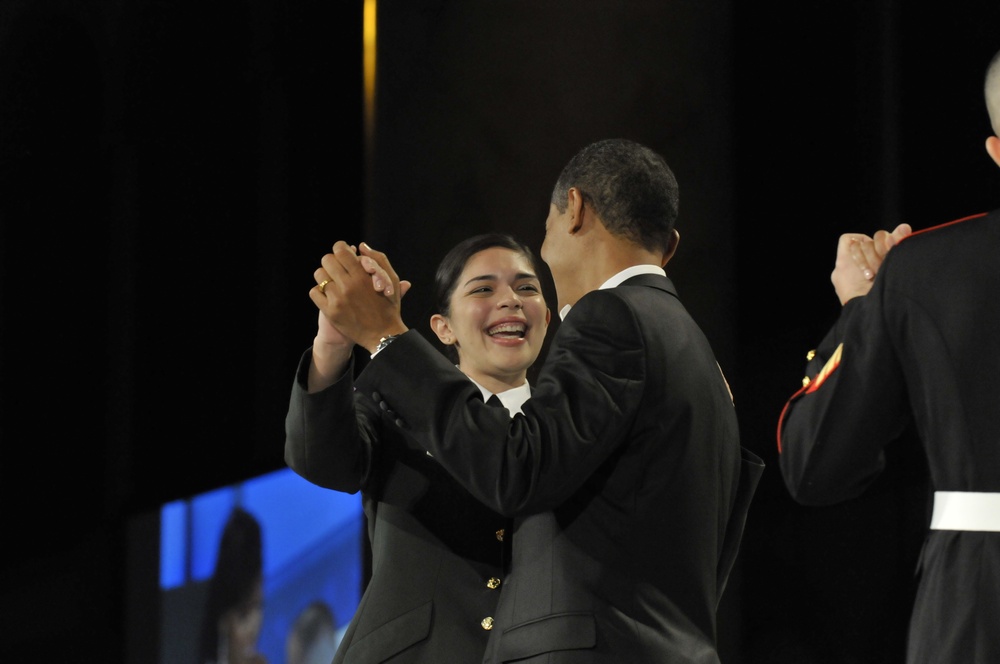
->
[[285, 352, 512, 663], [356, 273, 764, 663], [778, 210, 1000, 664]]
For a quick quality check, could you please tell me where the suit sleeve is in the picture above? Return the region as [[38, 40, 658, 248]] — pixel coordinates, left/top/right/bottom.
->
[[354, 291, 646, 516], [284, 348, 381, 493], [777, 275, 911, 505]]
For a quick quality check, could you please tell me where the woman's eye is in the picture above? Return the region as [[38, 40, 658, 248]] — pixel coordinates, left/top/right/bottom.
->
[[469, 286, 493, 294]]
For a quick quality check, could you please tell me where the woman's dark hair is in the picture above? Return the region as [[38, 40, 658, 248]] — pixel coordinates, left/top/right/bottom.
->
[[432, 233, 539, 363], [197, 506, 264, 663]]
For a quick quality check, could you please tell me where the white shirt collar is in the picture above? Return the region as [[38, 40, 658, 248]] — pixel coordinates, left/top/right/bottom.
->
[[469, 376, 531, 415], [558, 264, 665, 321]]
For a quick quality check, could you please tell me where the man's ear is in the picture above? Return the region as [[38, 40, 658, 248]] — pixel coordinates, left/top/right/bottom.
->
[[430, 314, 455, 345], [566, 187, 585, 234], [986, 135, 1000, 168], [661, 229, 680, 267]]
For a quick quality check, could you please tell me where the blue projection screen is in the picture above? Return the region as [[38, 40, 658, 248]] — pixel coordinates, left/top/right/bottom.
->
[[151, 467, 364, 664]]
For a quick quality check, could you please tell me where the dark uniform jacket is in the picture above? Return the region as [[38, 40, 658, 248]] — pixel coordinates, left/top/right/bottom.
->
[[354, 273, 764, 664], [777, 210, 1000, 664], [285, 351, 511, 663]]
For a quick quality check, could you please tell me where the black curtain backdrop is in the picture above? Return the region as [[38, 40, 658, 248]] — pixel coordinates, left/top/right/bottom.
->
[[1, 1, 998, 661]]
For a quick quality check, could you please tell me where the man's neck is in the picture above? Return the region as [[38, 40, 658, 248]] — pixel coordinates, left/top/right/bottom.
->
[[557, 245, 666, 312], [558, 265, 665, 320]]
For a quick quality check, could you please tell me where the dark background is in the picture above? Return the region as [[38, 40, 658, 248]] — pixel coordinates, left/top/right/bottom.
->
[[2, 1, 999, 661]]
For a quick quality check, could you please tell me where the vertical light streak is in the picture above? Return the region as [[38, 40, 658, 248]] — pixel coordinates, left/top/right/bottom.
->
[[363, 0, 377, 236]]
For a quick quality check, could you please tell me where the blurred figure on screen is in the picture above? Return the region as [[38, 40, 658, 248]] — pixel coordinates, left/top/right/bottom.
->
[[285, 600, 340, 664], [198, 506, 268, 664]]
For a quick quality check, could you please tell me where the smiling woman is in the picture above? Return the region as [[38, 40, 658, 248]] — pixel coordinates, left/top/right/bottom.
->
[[283, 232, 550, 663], [429, 235, 552, 395]]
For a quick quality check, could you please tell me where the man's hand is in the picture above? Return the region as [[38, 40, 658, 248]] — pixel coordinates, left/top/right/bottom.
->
[[313, 241, 409, 353], [312, 251, 411, 347], [831, 223, 912, 305], [306, 244, 411, 391]]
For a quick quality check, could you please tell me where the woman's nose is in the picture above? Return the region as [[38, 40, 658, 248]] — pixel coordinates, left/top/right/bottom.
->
[[498, 288, 523, 309]]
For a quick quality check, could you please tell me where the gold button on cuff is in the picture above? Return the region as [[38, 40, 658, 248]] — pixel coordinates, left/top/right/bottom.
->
[[802, 376, 811, 387], [481, 617, 494, 630], [495, 528, 505, 542], [486, 577, 501, 590]]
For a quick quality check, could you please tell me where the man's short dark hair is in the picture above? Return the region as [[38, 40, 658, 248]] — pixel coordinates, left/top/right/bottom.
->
[[550, 138, 679, 254]]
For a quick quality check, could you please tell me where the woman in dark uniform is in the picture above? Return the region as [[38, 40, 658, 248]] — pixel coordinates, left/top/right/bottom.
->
[[284, 233, 550, 663]]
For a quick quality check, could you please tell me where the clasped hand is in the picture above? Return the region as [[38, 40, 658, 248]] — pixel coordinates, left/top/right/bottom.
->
[[311, 241, 411, 354], [831, 223, 912, 305]]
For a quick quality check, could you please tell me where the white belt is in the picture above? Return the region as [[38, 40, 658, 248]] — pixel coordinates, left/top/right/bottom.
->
[[929, 491, 1000, 532]]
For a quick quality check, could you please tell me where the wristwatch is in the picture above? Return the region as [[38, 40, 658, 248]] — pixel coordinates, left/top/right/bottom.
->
[[374, 334, 400, 354]]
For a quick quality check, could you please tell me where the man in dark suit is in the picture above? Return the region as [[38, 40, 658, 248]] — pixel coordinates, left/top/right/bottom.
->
[[776, 48, 1000, 664], [317, 138, 764, 662]]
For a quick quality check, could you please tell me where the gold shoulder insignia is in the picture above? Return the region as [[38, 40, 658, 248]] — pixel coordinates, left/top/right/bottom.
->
[[805, 343, 843, 394]]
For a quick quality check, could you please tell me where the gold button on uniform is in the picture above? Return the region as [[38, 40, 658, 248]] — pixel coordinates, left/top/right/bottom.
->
[[481, 616, 494, 630], [486, 577, 501, 589], [495, 528, 505, 542]]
